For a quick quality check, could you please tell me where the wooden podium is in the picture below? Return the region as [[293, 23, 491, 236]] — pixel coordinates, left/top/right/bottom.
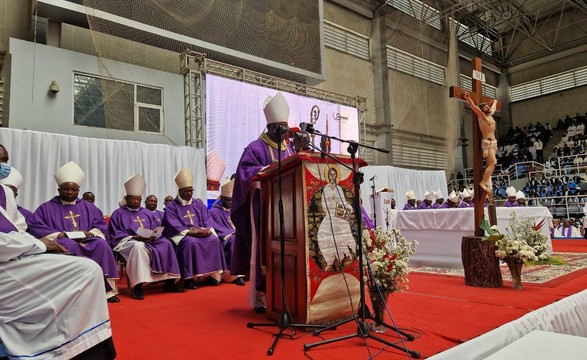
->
[[256, 151, 367, 324]]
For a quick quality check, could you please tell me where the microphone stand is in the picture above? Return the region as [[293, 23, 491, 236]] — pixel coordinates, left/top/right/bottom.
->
[[370, 177, 377, 228], [303, 133, 420, 359], [246, 126, 324, 356]]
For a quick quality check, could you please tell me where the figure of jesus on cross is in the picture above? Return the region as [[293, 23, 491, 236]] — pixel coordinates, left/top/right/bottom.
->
[[463, 91, 498, 196]]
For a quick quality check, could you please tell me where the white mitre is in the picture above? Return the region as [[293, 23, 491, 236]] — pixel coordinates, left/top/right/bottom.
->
[[175, 168, 194, 189], [424, 191, 434, 201], [124, 174, 147, 196], [0, 167, 23, 189], [221, 178, 235, 197], [448, 190, 459, 202], [263, 92, 289, 124], [54, 161, 86, 185], [434, 189, 444, 200], [406, 190, 415, 200], [515, 190, 525, 200], [506, 186, 517, 197]]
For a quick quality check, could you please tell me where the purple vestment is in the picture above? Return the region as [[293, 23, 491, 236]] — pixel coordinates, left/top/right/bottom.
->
[[458, 202, 470, 208], [162, 197, 227, 279], [28, 196, 118, 278], [230, 136, 294, 279], [402, 203, 417, 210], [432, 202, 442, 209], [17, 205, 33, 224], [0, 187, 17, 233], [107, 206, 179, 275], [504, 200, 518, 207], [417, 202, 432, 210], [361, 206, 374, 230], [209, 201, 236, 268], [148, 209, 164, 226]]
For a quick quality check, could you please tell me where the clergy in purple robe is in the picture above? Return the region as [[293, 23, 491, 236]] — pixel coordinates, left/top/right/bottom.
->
[[107, 175, 182, 300], [0, 146, 116, 360], [503, 186, 518, 207], [417, 191, 434, 209], [145, 194, 164, 226], [402, 190, 417, 210], [162, 168, 227, 290], [209, 179, 245, 286], [438, 190, 460, 209], [432, 190, 444, 209], [27, 161, 120, 302], [231, 92, 295, 312]]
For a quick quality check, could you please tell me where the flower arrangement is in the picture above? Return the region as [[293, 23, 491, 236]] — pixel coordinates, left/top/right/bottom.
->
[[362, 227, 418, 294], [481, 212, 551, 264]]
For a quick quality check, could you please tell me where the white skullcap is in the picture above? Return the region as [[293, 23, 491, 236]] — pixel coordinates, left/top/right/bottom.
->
[[506, 186, 517, 197], [434, 189, 444, 200], [461, 188, 471, 198], [174, 168, 194, 189], [263, 92, 289, 124], [406, 190, 415, 200], [206, 149, 225, 182], [54, 161, 85, 186], [515, 190, 525, 200], [220, 178, 235, 197], [124, 174, 146, 196], [0, 167, 23, 189], [448, 190, 459, 202], [424, 191, 434, 201]]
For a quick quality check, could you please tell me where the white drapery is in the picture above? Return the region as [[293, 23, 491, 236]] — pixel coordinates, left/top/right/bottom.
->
[[0, 128, 206, 215], [360, 165, 448, 216]]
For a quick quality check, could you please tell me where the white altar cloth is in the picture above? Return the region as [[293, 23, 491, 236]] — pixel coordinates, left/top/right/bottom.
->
[[393, 206, 553, 269]]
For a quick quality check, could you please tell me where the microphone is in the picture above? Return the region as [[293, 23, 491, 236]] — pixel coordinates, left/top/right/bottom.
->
[[274, 124, 290, 134], [300, 122, 318, 135], [369, 175, 377, 181]]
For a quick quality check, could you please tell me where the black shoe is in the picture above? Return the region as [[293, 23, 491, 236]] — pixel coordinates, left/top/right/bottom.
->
[[131, 284, 145, 300], [107, 295, 120, 303], [183, 279, 198, 290], [164, 280, 186, 293], [254, 306, 266, 314], [206, 276, 221, 286], [234, 277, 246, 286]]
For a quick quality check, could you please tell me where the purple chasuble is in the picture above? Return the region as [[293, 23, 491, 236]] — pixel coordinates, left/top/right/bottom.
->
[[504, 200, 517, 207], [360, 206, 374, 230], [28, 196, 118, 278], [230, 136, 295, 278], [209, 201, 237, 268], [107, 206, 179, 275], [162, 197, 227, 279], [17, 205, 33, 225], [402, 203, 416, 210], [417, 202, 432, 210], [148, 209, 164, 226], [458, 202, 469, 208]]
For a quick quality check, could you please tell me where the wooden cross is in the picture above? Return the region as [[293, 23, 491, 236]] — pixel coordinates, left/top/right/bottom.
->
[[183, 210, 195, 225], [133, 215, 146, 228], [449, 57, 501, 237], [64, 210, 80, 230]]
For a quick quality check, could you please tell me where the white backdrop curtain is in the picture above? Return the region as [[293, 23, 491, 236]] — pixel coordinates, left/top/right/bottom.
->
[[0, 128, 206, 215], [360, 165, 448, 215]]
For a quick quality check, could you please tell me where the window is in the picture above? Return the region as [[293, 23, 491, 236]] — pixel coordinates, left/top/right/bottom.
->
[[73, 74, 163, 133]]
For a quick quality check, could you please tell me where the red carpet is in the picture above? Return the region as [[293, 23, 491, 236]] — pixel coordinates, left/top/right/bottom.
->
[[108, 240, 587, 359]]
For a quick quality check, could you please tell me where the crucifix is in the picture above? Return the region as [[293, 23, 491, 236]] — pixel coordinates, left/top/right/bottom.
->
[[64, 210, 80, 230], [183, 210, 195, 225], [134, 216, 146, 228], [450, 57, 501, 237]]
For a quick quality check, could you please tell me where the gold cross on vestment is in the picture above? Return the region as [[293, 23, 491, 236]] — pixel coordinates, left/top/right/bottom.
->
[[64, 210, 80, 230], [134, 216, 146, 228], [183, 210, 195, 225]]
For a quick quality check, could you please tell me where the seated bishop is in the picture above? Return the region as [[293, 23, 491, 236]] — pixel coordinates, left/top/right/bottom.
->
[[0, 167, 33, 223], [27, 161, 120, 302], [162, 168, 228, 290], [107, 175, 183, 300], [0, 146, 116, 359], [208, 179, 245, 286]]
